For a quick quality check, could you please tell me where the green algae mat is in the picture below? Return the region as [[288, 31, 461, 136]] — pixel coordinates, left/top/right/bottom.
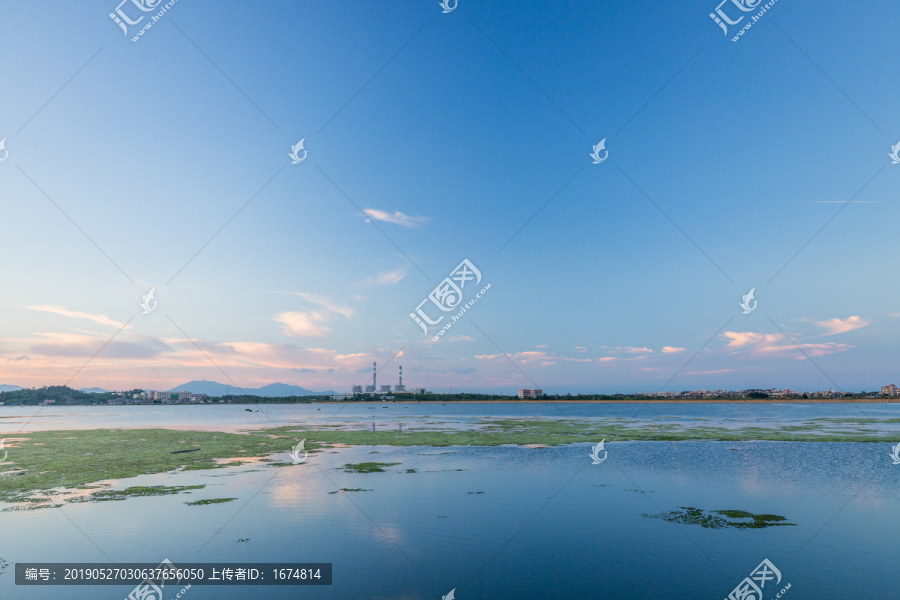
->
[[0, 418, 894, 507]]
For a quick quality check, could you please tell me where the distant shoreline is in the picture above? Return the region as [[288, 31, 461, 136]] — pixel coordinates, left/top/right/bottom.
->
[[351, 398, 899, 404], [1, 398, 897, 407]]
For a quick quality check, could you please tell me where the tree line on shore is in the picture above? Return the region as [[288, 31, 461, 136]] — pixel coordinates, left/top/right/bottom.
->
[[0, 386, 878, 406]]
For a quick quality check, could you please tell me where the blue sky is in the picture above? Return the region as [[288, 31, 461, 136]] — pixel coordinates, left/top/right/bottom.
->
[[0, 0, 898, 394]]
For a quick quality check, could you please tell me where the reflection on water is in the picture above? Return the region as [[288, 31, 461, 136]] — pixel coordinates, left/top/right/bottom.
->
[[1, 440, 898, 599]]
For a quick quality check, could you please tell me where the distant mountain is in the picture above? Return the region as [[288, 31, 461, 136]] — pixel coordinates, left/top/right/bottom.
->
[[167, 380, 335, 397], [0, 384, 23, 392], [79, 387, 109, 393]]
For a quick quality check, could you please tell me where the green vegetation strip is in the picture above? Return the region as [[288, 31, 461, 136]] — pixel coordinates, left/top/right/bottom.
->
[[68, 485, 204, 503], [0, 418, 894, 506], [341, 462, 400, 473], [644, 506, 796, 529], [0, 428, 308, 504], [185, 498, 237, 506]]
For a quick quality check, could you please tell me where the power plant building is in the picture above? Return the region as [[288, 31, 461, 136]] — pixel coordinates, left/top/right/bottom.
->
[[354, 363, 408, 395], [395, 366, 406, 392]]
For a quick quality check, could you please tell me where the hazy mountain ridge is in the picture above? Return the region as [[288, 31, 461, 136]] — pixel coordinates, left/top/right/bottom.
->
[[167, 380, 335, 396]]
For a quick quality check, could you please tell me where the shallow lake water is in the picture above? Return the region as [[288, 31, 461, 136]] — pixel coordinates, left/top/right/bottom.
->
[[2, 402, 900, 434], [1, 405, 899, 599]]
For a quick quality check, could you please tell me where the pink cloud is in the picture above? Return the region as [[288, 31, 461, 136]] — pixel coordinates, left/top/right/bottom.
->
[[723, 331, 851, 358], [813, 315, 869, 335], [274, 311, 330, 338]]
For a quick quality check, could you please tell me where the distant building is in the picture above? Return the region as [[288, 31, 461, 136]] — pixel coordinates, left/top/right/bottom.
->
[[331, 394, 354, 401], [414, 388, 429, 394], [352, 385, 363, 394], [379, 385, 392, 393], [364, 385, 376, 393], [178, 391, 192, 400], [518, 389, 543, 399], [882, 384, 898, 397]]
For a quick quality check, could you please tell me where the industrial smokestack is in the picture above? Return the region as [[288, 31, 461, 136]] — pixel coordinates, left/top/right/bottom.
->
[[373, 361, 377, 390], [399, 365, 403, 387]]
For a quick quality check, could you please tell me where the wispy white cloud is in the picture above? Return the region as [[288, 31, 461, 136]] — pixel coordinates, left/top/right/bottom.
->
[[25, 305, 125, 328], [362, 208, 428, 228], [607, 346, 653, 354], [363, 267, 408, 286], [813, 315, 869, 335], [30, 331, 167, 359], [289, 293, 354, 319], [274, 311, 330, 338], [269, 293, 354, 339], [723, 331, 851, 358]]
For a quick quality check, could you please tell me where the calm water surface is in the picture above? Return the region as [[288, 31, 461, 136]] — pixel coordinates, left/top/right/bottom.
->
[[2, 402, 900, 433], [1, 405, 898, 599]]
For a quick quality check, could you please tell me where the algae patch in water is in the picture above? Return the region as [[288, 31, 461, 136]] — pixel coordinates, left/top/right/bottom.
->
[[1, 417, 892, 509], [0, 428, 312, 505], [341, 462, 401, 473], [644, 506, 796, 529], [185, 498, 237, 506], [69, 485, 205, 503]]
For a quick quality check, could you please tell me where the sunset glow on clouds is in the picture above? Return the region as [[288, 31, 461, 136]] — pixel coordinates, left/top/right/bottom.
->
[[0, 301, 884, 392], [1, 1, 896, 394], [813, 316, 870, 335]]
